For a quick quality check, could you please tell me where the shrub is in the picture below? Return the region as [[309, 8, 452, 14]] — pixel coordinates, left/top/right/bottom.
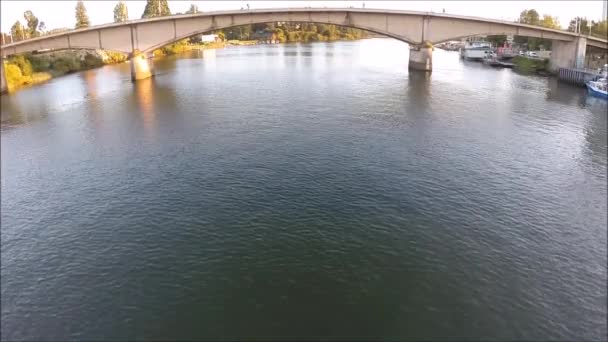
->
[[29, 55, 52, 72], [5, 63, 24, 86], [161, 40, 192, 55], [287, 31, 301, 42], [104, 51, 127, 64], [51, 56, 81, 74], [8, 55, 33, 77], [83, 53, 103, 69], [513, 56, 549, 74]]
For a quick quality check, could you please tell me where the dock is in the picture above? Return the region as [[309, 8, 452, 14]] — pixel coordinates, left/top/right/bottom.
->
[[558, 67, 603, 87]]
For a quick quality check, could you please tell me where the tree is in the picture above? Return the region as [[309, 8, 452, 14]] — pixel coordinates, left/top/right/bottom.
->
[[540, 15, 560, 29], [23, 10, 39, 38], [591, 20, 608, 38], [568, 17, 589, 34], [185, 4, 198, 14], [141, 0, 171, 19], [1, 32, 13, 44], [570, 18, 608, 38], [113, 1, 129, 23], [514, 10, 557, 51], [486, 35, 507, 47], [75, 0, 90, 29], [11, 21, 26, 41], [216, 30, 225, 41], [38, 21, 46, 33], [519, 9, 540, 26]]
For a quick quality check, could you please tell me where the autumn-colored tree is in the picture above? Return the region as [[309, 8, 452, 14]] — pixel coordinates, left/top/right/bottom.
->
[[113, 1, 129, 23], [141, 0, 171, 19], [75, 0, 91, 28]]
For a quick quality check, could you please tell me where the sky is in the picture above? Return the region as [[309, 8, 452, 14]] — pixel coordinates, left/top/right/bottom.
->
[[1, 0, 606, 33]]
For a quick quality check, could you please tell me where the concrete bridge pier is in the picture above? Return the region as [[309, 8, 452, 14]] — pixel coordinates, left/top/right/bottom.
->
[[408, 44, 433, 72], [549, 36, 587, 72], [130, 51, 155, 81], [1, 60, 7, 94]]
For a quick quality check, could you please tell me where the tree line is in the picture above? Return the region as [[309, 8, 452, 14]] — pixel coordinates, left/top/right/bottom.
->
[[483, 9, 608, 51]]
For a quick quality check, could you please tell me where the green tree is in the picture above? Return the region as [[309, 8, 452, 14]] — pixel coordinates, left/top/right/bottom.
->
[[38, 21, 46, 33], [514, 10, 557, 51], [113, 1, 129, 23], [75, 0, 90, 29], [569, 18, 608, 38], [591, 20, 608, 38], [486, 35, 507, 46], [23, 10, 39, 38], [568, 17, 590, 34], [141, 0, 171, 19], [519, 9, 540, 25], [11, 21, 26, 41], [185, 4, 198, 14]]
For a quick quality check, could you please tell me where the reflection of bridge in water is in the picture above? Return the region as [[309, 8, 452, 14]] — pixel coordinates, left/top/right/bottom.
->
[[1, 8, 607, 92]]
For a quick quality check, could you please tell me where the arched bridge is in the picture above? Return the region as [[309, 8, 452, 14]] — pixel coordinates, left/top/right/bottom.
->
[[1, 8, 607, 89]]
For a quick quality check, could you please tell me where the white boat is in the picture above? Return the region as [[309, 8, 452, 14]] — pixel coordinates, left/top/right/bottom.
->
[[586, 78, 608, 99], [460, 41, 492, 61]]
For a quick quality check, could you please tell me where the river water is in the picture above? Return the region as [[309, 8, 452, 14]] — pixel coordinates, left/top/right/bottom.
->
[[1, 39, 606, 341]]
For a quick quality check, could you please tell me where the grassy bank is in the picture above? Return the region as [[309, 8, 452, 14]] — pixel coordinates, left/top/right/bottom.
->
[[513, 56, 550, 75], [226, 40, 257, 46], [152, 39, 227, 57], [4, 51, 127, 92]]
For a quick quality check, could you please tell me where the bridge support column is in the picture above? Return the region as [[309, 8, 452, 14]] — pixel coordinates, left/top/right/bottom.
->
[[408, 43, 433, 72], [1, 59, 7, 94], [549, 37, 587, 72], [130, 51, 155, 81]]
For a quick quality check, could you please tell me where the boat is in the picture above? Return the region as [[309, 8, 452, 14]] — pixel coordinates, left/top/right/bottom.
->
[[460, 41, 492, 61], [483, 53, 501, 67], [586, 78, 608, 99], [483, 52, 514, 68]]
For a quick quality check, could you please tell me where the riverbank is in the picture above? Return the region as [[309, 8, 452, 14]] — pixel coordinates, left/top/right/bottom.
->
[[512, 56, 551, 75], [3, 49, 127, 92]]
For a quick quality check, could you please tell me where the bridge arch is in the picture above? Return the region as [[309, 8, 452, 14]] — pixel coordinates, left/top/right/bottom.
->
[[142, 21, 416, 55]]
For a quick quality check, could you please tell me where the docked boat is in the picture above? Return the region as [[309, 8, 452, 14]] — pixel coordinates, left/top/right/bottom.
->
[[460, 41, 492, 61], [483, 53, 500, 67], [586, 78, 608, 99], [483, 52, 514, 68]]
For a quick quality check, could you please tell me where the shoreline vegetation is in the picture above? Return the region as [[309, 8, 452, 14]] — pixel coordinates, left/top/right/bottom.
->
[[3, 23, 368, 92], [3, 50, 128, 92], [512, 56, 551, 75]]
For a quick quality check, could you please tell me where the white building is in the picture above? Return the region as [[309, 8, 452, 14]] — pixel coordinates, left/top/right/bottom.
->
[[200, 34, 220, 43], [603, 0, 607, 21]]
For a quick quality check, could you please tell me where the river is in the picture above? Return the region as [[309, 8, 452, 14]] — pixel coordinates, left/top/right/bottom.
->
[[1, 39, 606, 341]]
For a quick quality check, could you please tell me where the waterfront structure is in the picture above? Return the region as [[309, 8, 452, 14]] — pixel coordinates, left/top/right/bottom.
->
[[1, 7, 607, 91], [200, 34, 220, 43], [460, 40, 492, 60]]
